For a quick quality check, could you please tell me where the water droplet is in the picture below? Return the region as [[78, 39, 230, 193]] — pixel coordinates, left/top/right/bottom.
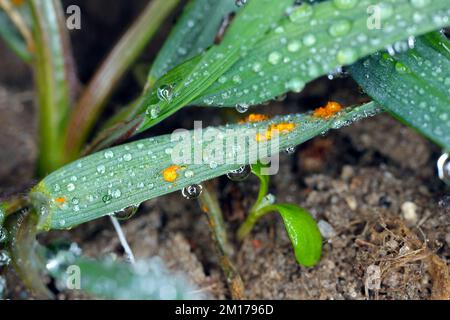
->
[[102, 194, 112, 204], [227, 165, 251, 182], [289, 3, 314, 24], [303, 34, 316, 47], [146, 105, 160, 119], [182, 184, 203, 200], [395, 62, 408, 74], [410, 0, 431, 9], [333, 0, 358, 10], [286, 146, 296, 154], [252, 62, 262, 72], [184, 170, 195, 178], [112, 189, 122, 198], [232, 75, 242, 84], [71, 197, 79, 205], [236, 103, 249, 113], [263, 193, 276, 205], [336, 48, 358, 65], [114, 204, 140, 221], [287, 40, 301, 53], [328, 19, 352, 37], [209, 161, 218, 169], [123, 153, 132, 161], [235, 0, 247, 7], [0, 227, 7, 243], [104, 150, 114, 159], [67, 183, 75, 192], [437, 153, 450, 184], [268, 51, 282, 65], [53, 183, 61, 192], [156, 85, 173, 102], [285, 78, 305, 93], [0, 250, 11, 267], [97, 164, 106, 174]]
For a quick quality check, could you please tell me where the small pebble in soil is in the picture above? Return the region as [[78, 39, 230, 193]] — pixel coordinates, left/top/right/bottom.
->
[[401, 201, 418, 225], [317, 220, 336, 239]]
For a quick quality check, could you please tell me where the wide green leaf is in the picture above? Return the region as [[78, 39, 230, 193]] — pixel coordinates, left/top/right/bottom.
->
[[272, 204, 322, 267], [30, 102, 380, 231], [349, 32, 450, 150]]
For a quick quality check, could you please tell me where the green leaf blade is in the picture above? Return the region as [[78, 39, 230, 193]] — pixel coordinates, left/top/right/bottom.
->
[[349, 32, 450, 150], [193, 0, 450, 107], [30, 102, 380, 231]]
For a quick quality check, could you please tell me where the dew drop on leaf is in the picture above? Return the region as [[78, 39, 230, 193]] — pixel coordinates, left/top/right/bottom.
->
[[0, 227, 7, 243], [67, 183, 75, 192], [235, 0, 247, 7], [102, 194, 112, 204], [437, 153, 450, 183], [227, 165, 251, 182], [114, 204, 140, 221], [289, 3, 314, 24], [181, 184, 203, 200], [268, 51, 282, 65], [104, 150, 114, 159], [97, 164, 106, 174], [328, 19, 352, 37], [123, 153, 132, 162], [156, 85, 173, 102], [286, 146, 296, 154], [332, 0, 358, 10], [236, 103, 249, 113], [0, 250, 11, 267], [146, 105, 160, 119]]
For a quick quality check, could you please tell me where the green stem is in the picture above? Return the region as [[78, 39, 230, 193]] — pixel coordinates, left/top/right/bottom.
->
[[198, 182, 245, 300], [30, 0, 73, 174], [5, 209, 53, 299], [237, 205, 277, 241], [64, 0, 180, 161]]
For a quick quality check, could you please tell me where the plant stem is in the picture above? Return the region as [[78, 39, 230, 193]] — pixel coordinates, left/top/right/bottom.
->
[[5, 209, 53, 299], [30, 0, 73, 174], [237, 205, 276, 241], [198, 182, 245, 300], [64, 0, 180, 161]]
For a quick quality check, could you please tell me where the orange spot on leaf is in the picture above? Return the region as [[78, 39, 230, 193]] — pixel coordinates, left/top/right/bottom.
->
[[313, 101, 343, 119], [55, 197, 66, 204], [240, 113, 270, 124], [163, 165, 181, 182], [255, 122, 296, 142]]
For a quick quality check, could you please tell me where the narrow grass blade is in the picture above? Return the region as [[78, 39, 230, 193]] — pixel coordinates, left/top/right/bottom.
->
[[30, 102, 380, 231], [0, 8, 32, 62], [349, 32, 450, 150], [148, 0, 237, 86]]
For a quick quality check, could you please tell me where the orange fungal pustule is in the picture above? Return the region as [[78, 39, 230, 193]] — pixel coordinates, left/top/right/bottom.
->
[[313, 101, 343, 119], [240, 113, 270, 123], [255, 122, 296, 142], [163, 165, 182, 182]]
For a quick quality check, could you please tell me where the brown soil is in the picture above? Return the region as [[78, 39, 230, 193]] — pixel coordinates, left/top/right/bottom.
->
[[1, 1, 449, 300]]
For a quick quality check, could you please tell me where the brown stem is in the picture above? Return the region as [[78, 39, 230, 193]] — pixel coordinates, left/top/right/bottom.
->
[[198, 182, 245, 300]]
